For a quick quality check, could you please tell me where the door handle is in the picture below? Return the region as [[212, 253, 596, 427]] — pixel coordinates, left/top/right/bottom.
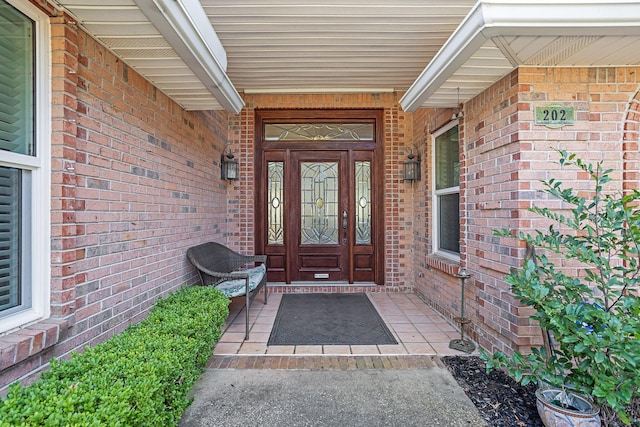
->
[[342, 211, 348, 245]]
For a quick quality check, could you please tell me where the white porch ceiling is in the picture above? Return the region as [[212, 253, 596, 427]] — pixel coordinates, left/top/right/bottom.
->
[[202, 0, 476, 93], [52, 0, 640, 112]]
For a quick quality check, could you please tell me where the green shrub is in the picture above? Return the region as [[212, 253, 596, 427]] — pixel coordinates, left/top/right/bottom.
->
[[482, 151, 640, 425], [0, 286, 229, 427]]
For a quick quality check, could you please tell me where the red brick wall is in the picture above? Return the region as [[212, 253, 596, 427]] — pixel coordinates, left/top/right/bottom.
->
[[625, 93, 640, 191], [463, 70, 531, 352], [411, 67, 640, 354], [1, 9, 231, 393], [64, 28, 230, 339], [457, 67, 640, 354], [410, 106, 467, 330]]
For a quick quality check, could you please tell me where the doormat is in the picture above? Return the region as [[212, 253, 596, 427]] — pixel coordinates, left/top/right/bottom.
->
[[267, 293, 398, 346]]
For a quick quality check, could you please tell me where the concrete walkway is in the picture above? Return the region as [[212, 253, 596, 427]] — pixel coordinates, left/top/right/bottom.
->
[[179, 355, 486, 427]]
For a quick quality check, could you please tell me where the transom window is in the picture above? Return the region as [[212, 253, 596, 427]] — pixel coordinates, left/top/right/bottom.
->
[[264, 123, 374, 141], [433, 122, 460, 259]]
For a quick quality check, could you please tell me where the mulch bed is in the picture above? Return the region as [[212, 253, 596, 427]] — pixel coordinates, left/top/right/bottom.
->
[[442, 355, 544, 427], [443, 355, 639, 427]]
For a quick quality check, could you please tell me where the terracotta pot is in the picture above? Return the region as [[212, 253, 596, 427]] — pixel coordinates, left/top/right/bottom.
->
[[536, 387, 601, 427]]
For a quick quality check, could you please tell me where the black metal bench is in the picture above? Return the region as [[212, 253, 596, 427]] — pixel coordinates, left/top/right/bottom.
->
[[187, 242, 267, 340]]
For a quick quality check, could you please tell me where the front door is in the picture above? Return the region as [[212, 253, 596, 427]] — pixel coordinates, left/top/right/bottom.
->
[[255, 109, 383, 284], [292, 151, 348, 281]]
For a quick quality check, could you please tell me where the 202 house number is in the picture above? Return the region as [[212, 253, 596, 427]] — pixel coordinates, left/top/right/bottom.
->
[[542, 108, 566, 121], [535, 105, 574, 128]]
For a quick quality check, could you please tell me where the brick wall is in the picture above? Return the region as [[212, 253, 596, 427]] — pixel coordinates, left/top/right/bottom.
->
[[625, 90, 640, 191], [462, 67, 640, 354], [410, 106, 469, 331], [410, 67, 639, 354], [463, 70, 524, 352], [1, 9, 231, 393]]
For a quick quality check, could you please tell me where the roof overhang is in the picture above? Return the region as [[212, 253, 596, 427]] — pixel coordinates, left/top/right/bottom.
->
[[133, 0, 244, 113], [400, 0, 640, 112]]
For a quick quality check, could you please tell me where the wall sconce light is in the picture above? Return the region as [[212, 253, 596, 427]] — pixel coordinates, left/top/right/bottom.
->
[[220, 143, 239, 180], [403, 145, 421, 182]]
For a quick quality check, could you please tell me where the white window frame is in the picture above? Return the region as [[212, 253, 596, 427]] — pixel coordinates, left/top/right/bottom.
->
[[0, 0, 51, 334], [432, 120, 460, 262]]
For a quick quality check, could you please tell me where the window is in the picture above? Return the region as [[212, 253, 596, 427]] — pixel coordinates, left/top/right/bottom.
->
[[264, 123, 374, 141], [433, 122, 460, 259], [267, 161, 284, 245], [0, 0, 50, 333]]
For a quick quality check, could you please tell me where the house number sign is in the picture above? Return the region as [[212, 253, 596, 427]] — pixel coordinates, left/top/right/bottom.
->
[[535, 105, 575, 128]]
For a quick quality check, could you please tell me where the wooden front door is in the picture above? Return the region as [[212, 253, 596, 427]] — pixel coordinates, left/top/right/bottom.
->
[[291, 151, 348, 281], [255, 109, 384, 285]]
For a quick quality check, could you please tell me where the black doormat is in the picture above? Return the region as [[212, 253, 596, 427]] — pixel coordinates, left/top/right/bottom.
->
[[267, 293, 398, 346]]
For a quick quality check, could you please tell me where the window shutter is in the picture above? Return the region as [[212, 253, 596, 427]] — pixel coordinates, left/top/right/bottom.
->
[[0, 2, 34, 156], [0, 167, 20, 311]]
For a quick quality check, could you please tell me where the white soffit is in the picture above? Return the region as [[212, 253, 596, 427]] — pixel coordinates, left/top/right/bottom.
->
[[54, 0, 243, 112], [54, 0, 479, 110], [202, 0, 477, 94], [400, 0, 640, 111]]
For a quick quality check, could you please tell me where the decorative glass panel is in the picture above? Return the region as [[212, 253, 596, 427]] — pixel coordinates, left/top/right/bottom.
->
[[0, 3, 35, 156], [267, 162, 284, 245], [435, 126, 459, 190], [355, 161, 371, 245], [0, 166, 20, 311], [265, 123, 373, 141], [300, 162, 338, 245], [438, 193, 460, 253]]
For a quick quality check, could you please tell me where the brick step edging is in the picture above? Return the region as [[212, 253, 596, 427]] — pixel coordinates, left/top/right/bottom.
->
[[207, 355, 445, 370]]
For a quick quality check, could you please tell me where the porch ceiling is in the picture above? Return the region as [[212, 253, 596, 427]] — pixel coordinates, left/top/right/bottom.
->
[[53, 0, 640, 113]]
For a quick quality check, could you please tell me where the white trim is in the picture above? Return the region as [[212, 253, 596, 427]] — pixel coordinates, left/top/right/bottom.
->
[[431, 121, 461, 262], [133, 0, 245, 114], [0, 151, 41, 170], [244, 88, 396, 95], [400, 0, 640, 112], [0, 0, 51, 334]]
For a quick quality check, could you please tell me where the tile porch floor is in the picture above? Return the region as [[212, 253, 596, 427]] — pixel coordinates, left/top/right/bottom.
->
[[213, 292, 477, 357]]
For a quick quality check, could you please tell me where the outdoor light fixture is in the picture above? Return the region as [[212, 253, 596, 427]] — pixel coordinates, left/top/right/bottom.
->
[[220, 143, 239, 181], [451, 87, 464, 121], [403, 145, 421, 182]]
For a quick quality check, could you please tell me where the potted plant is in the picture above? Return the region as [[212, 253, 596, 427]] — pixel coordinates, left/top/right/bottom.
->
[[482, 150, 640, 426]]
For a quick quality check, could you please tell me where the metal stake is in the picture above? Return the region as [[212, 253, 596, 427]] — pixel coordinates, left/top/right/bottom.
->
[[449, 268, 476, 353]]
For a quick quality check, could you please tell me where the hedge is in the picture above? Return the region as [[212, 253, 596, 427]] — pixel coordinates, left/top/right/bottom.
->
[[0, 286, 230, 426]]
